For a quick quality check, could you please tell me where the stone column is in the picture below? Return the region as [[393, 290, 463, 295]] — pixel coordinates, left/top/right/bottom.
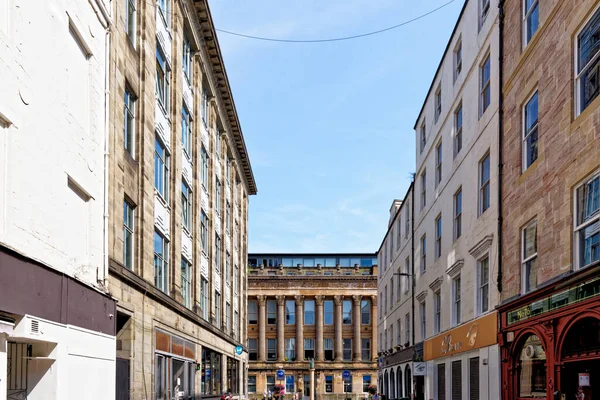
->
[[276, 295, 285, 362], [222, 353, 228, 392], [257, 295, 267, 362], [295, 295, 304, 361], [371, 295, 378, 360], [315, 295, 324, 361], [334, 295, 343, 361], [353, 295, 362, 361]]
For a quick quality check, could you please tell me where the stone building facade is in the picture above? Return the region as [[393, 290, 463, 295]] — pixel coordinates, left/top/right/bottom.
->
[[247, 254, 378, 399], [107, 0, 256, 398], [498, 1, 600, 399]]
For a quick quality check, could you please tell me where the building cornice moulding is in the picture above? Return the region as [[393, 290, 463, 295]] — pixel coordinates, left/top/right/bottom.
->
[[428, 276, 443, 292], [446, 259, 464, 279], [469, 234, 494, 259]]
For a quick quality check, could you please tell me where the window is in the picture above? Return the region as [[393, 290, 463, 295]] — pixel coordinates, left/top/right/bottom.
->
[[363, 376, 371, 393], [215, 179, 221, 215], [454, 40, 462, 80], [404, 257, 410, 294], [469, 357, 480, 400], [420, 121, 426, 153], [201, 277, 209, 320], [156, 46, 170, 112], [452, 276, 461, 325], [267, 300, 276, 325], [390, 278, 394, 309], [215, 235, 221, 272], [324, 300, 334, 325], [454, 103, 463, 156], [157, 0, 170, 25], [201, 147, 209, 189], [454, 188, 462, 240], [285, 300, 295, 325], [200, 211, 209, 253], [435, 86, 442, 122], [248, 376, 256, 393], [303, 300, 315, 325], [405, 313, 410, 345], [215, 292, 221, 328], [575, 173, 600, 268], [435, 142, 442, 187], [182, 181, 192, 232], [420, 235, 427, 274], [248, 339, 257, 361], [225, 302, 231, 333], [226, 157, 231, 185], [182, 34, 192, 81], [124, 88, 135, 155], [233, 310, 238, 341], [522, 220, 538, 293], [324, 338, 334, 361], [523, 91, 539, 170], [480, 55, 491, 115], [390, 325, 394, 348], [384, 286, 388, 314], [397, 270, 402, 301], [201, 87, 210, 125], [479, 153, 491, 214], [325, 376, 333, 393], [361, 339, 371, 361], [434, 291, 441, 334], [267, 339, 276, 361], [182, 105, 192, 157], [478, 256, 490, 314], [304, 338, 315, 360], [154, 136, 169, 201], [396, 218, 402, 249], [481, 0, 490, 24], [405, 202, 410, 238], [126, 0, 136, 45], [285, 338, 295, 360], [361, 299, 371, 324], [225, 254, 230, 284], [342, 339, 352, 361], [343, 300, 352, 324], [344, 374, 353, 393], [215, 127, 221, 158], [154, 231, 169, 292], [421, 170, 427, 210], [451, 360, 462, 400], [286, 375, 295, 393], [420, 301, 426, 341], [123, 200, 134, 269], [181, 259, 192, 308], [435, 215, 442, 259], [524, 0, 539, 45], [397, 320, 402, 345], [266, 376, 275, 393], [437, 364, 446, 400], [518, 335, 546, 397], [577, 9, 600, 114], [248, 301, 258, 324]]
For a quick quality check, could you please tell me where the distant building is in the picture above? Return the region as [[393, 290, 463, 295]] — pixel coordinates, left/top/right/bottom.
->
[[247, 254, 378, 399]]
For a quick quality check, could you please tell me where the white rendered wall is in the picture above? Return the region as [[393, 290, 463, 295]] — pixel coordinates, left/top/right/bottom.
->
[[0, 0, 109, 289]]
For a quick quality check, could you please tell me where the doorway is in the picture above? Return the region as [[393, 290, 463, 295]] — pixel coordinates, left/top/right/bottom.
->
[[415, 376, 425, 400]]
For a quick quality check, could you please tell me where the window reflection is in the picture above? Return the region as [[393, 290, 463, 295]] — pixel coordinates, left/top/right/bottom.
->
[[518, 335, 546, 398]]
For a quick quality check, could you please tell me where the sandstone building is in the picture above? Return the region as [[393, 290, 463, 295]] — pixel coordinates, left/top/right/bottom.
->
[[247, 254, 378, 399], [107, 0, 257, 398], [498, 1, 600, 399]]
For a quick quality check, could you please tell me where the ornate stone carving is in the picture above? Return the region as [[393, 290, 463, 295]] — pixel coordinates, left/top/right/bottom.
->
[[542, 320, 554, 343], [333, 295, 343, 306], [294, 295, 304, 305], [371, 295, 378, 306], [315, 295, 324, 306], [276, 295, 285, 306], [352, 295, 362, 305], [256, 295, 266, 306]]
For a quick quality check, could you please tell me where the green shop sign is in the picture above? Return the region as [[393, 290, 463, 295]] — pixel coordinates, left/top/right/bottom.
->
[[507, 275, 600, 325]]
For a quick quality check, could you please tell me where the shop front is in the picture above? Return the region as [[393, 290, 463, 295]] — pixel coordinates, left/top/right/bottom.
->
[[380, 345, 415, 400], [423, 312, 500, 400], [498, 271, 600, 400]]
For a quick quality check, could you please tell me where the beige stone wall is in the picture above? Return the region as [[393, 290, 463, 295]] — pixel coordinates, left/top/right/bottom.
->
[[501, 0, 600, 299]]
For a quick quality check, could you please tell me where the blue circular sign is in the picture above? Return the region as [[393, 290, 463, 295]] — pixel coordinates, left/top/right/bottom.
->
[[277, 369, 285, 379], [342, 370, 351, 380], [235, 345, 243, 355]]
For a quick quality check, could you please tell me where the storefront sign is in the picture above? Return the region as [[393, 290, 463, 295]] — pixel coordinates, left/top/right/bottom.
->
[[579, 373, 590, 386], [413, 362, 426, 376], [235, 345, 243, 355], [423, 312, 497, 361], [507, 276, 600, 325]]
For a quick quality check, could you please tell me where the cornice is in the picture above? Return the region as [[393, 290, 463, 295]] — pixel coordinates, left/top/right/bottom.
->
[[469, 234, 494, 259], [446, 259, 464, 279], [428, 276, 443, 292]]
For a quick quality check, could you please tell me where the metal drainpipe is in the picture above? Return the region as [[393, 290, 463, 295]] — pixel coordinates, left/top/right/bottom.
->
[[497, 0, 505, 294]]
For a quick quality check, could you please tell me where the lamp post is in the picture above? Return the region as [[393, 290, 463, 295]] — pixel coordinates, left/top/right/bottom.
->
[[309, 359, 315, 400]]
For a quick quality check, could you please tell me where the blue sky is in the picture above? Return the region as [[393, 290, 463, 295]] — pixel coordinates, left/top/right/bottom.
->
[[209, 0, 464, 253]]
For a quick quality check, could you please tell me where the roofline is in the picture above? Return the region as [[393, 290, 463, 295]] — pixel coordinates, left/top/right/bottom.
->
[[248, 253, 377, 257], [377, 181, 414, 253], [412, 0, 470, 130], [193, 0, 258, 195]]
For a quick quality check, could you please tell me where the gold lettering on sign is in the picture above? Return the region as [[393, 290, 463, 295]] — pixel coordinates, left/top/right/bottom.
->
[[466, 323, 479, 347], [441, 334, 462, 354]]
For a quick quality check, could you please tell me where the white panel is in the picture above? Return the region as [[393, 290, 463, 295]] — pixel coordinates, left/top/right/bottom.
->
[[201, 187, 209, 211], [201, 254, 209, 279], [182, 149, 192, 186], [154, 193, 170, 239], [225, 235, 231, 253], [182, 78, 194, 111], [201, 122, 210, 152], [233, 296, 238, 312], [214, 271, 221, 293], [215, 160, 222, 179], [155, 7, 172, 66], [225, 184, 231, 201], [225, 285, 230, 301], [214, 215, 221, 235], [181, 229, 192, 262], [155, 103, 171, 151]]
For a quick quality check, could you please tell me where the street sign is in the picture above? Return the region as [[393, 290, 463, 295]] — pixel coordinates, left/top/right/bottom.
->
[[277, 369, 285, 380], [342, 370, 351, 380], [235, 345, 243, 355]]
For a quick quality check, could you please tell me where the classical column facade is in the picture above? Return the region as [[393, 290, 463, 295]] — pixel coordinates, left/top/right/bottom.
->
[[295, 295, 304, 361], [352, 295, 362, 361], [334, 295, 343, 361], [371, 295, 378, 359], [276, 295, 285, 362], [257, 295, 267, 361], [315, 295, 324, 361]]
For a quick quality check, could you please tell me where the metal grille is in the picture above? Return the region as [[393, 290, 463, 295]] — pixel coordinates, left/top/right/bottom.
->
[[469, 357, 480, 400], [7, 342, 30, 400], [437, 363, 446, 400], [451, 360, 461, 400]]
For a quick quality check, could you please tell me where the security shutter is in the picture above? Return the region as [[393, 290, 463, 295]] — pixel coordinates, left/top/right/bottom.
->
[[451, 360, 461, 400], [437, 364, 446, 400], [469, 357, 480, 400]]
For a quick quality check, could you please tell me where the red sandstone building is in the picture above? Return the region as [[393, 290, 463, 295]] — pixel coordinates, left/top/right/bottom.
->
[[498, 1, 600, 399]]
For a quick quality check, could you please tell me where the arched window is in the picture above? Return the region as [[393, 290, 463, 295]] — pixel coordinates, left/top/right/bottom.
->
[[384, 370, 389, 397], [405, 366, 411, 397], [517, 334, 546, 398], [390, 369, 395, 399], [397, 367, 403, 398], [561, 317, 600, 360]]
